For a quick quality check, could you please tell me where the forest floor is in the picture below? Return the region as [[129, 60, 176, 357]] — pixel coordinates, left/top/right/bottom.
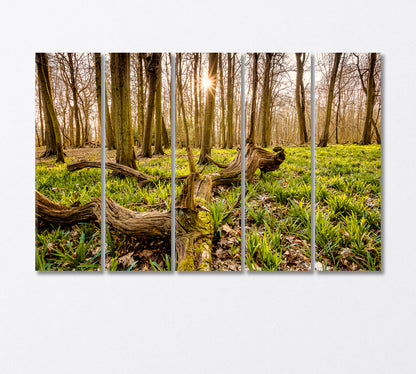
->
[[35, 144, 380, 272], [245, 146, 312, 271], [315, 144, 381, 271]]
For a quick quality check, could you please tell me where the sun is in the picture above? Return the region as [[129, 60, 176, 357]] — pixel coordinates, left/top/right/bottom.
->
[[201, 76, 212, 90]]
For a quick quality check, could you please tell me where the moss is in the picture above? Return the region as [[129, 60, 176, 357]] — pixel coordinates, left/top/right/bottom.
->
[[178, 253, 196, 271]]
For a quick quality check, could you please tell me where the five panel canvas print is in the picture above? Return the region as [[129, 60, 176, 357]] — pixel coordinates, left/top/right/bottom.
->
[[35, 52, 381, 272]]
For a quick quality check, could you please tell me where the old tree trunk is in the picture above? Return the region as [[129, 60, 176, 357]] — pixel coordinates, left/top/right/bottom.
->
[[36, 145, 285, 271]]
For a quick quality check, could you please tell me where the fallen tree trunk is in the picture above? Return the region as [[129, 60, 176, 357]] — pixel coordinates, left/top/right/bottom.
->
[[67, 161, 188, 185], [36, 191, 171, 239], [36, 145, 286, 271], [67, 161, 153, 186]]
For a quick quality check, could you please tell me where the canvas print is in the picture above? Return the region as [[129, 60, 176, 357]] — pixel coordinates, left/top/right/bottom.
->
[[35, 53, 102, 271], [244, 53, 312, 271], [175, 53, 242, 271], [104, 53, 172, 271], [315, 53, 381, 271]]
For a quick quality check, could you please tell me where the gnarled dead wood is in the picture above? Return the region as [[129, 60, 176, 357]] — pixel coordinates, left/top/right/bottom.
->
[[67, 161, 153, 186], [37, 145, 285, 271], [205, 155, 229, 168], [68, 161, 190, 185]]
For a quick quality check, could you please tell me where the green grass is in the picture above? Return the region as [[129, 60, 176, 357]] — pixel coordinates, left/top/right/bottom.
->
[[315, 145, 381, 271], [36, 151, 101, 271], [245, 146, 311, 271]]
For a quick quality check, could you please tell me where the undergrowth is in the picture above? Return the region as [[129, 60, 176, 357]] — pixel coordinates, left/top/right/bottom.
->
[[245, 146, 311, 271], [35, 148, 101, 271], [315, 145, 381, 271]]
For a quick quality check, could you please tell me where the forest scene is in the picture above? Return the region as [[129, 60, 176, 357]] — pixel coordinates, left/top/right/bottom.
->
[[244, 53, 312, 271], [315, 53, 381, 271], [35, 53, 102, 271]]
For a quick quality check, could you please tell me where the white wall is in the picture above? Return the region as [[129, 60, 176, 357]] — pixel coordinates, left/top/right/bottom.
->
[[0, 1, 415, 373]]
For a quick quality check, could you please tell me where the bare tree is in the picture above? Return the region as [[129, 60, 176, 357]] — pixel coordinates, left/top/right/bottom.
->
[[260, 53, 272, 147], [247, 53, 259, 145], [36, 53, 64, 162], [318, 53, 342, 147], [295, 53, 308, 144], [141, 53, 161, 157]]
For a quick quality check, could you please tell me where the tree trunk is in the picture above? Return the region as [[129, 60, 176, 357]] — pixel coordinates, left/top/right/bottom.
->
[[334, 55, 345, 144], [318, 53, 342, 147], [69, 105, 74, 146], [94, 53, 102, 145], [177, 53, 190, 147], [226, 53, 235, 148], [110, 53, 137, 168], [37, 82, 45, 146], [260, 53, 272, 147], [153, 55, 164, 155], [137, 53, 145, 147], [141, 53, 161, 157], [247, 53, 258, 145], [360, 53, 377, 145], [161, 116, 170, 148], [198, 53, 219, 164], [105, 80, 116, 150], [36, 53, 64, 162], [295, 53, 308, 144], [219, 54, 226, 148], [67, 53, 82, 147], [193, 53, 200, 148]]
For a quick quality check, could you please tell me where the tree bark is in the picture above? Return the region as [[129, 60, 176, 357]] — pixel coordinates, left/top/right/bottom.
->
[[94, 53, 102, 145], [161, 116, 170, 148], [334, 55, 345, 144], [318, 53, 342, 147], [37, 82, 45, 146], [136, 53, 145, 148], [295, 53, 308, 144], [260, 53, 272, 147], [193, 53, 200, 148], [110, 53, 137, 168], [226, 53, 235, 148], [361, 53, 377, 145], [247, 53, 258, 145], [105, 80, 116, 150], [219, 54, 226, 148], [153, 55, 164, 155]]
